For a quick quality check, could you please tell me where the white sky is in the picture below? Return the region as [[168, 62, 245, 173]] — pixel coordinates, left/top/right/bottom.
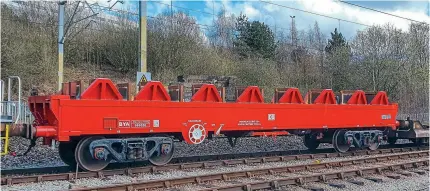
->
[[76, 0, 430, 40], [202, 0, 430, 40]]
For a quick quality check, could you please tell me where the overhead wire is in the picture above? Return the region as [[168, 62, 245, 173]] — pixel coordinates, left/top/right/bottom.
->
[[2, 1, 336, 52], [5, 1, 427, 62], [259, 0, 371, 27], [90, 4, 215, 29], [2, 17, 123, 34], [4, 18, 319, 53], [8, 1, 426, 32], [337, 0, 429, 25], [153, 1, 215, 16], [92, 2, 304, 36]]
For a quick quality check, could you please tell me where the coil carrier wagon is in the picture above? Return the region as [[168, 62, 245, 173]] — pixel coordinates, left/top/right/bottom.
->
[[3, 77, 429, 171]]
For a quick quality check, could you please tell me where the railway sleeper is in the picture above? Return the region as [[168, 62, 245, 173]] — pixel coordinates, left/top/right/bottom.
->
[[365, 177, 383, 183], [328, 183, 346, 189], [348, 180, 365, 186]]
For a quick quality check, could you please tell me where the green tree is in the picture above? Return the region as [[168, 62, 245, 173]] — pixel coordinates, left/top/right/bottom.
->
[[325, 28, 348, 54], [325, 28, 351, 91], [234, 13, 276, 59]]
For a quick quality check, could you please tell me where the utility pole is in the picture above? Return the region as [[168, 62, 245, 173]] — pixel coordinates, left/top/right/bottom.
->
[[274, 24, 277, 40], [138, 1, 147, 73], [290, 15, 295, 46], [54, 1, 66, 149], [57, 1, 121, 92], [58, 1, 66, 91], [137, 0, 149, 91], [170, 0, 173, 29]]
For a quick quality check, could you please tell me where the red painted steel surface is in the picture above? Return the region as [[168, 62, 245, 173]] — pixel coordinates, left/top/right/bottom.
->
[[80, 78, 123, 100], [28, 79, 398, 144], [135, 81, 170, 101], [191, 84, 222, 102], [278, 88, 304, 104], [371, 91, 390, 105], [237, 86, 264, 103], [347, 90, 367, 105], [313, 89, 337, 104]]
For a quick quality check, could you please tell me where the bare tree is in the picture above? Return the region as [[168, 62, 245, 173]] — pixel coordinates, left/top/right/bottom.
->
[[209, 8, 236, 49]]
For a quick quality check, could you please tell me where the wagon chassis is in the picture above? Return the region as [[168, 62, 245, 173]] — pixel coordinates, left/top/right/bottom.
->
[[20, 78, 429, 171]]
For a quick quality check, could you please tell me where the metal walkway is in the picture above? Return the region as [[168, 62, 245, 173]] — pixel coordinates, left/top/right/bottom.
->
[[1, 76, 34, 155]]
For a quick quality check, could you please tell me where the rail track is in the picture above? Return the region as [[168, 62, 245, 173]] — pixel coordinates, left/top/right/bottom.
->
[[1, 145, 427, 186], [2, 146, 336, 176], [2, 146, 342, 177], [69, 150, 429, 191], [1, 142, 422, 177]]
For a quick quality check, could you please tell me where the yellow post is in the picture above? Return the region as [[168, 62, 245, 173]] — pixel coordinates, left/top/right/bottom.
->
[[138, 0, 147, 73], [1, 124, 10, 156], [58, 2, 66, 91]]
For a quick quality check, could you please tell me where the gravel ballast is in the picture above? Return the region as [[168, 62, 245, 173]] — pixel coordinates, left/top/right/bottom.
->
[[2, 150, 426, 191], [276, 174, 430, 191], [0, 135, 412, 170], [170, 157, 429, 191], [1, 135, 322, 169]]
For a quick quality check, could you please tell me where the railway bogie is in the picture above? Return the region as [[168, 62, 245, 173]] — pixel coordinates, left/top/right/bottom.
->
[[300, 129, 384, 152], [3, 77, 426, 171], [57, 135, 176, 171]]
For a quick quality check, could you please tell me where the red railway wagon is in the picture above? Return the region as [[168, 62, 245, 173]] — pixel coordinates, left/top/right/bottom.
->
[[28, 78, 402, 171]]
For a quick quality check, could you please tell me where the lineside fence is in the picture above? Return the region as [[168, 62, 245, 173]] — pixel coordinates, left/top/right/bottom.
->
[[397, 113, 429, 123]]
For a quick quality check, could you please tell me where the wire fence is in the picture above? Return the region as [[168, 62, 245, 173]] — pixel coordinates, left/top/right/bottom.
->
[[397, 113, 429, 123]]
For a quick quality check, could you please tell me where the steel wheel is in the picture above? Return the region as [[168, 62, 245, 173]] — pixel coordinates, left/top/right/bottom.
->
[[368, 133, 380, 151], [149, 137, 174, 166], [332, 129, 350, 153], [303, 133, 320, 151], [75, 137, 110, 171], [368, 142, 380, 150], [59, 141, 78, 167]]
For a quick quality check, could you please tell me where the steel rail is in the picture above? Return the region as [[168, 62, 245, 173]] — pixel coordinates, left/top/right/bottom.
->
[[3, 145, 347, 176], [68, 150, 429, 191], [1, 146, 425, 186], [1, 143, 423, 177], [2, 146, 338, 176], [199, 159, 429, 191]]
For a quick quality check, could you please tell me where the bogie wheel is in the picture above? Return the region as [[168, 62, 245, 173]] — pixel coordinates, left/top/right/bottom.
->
[[75, 137, 111, 171], [149, 136, 175, 166], [367, 133, 380, 151], [332, 129, 350, 153], [303, 133, 320, 151], [368, 141, 380, 151], [59, 141, 78, 167]]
